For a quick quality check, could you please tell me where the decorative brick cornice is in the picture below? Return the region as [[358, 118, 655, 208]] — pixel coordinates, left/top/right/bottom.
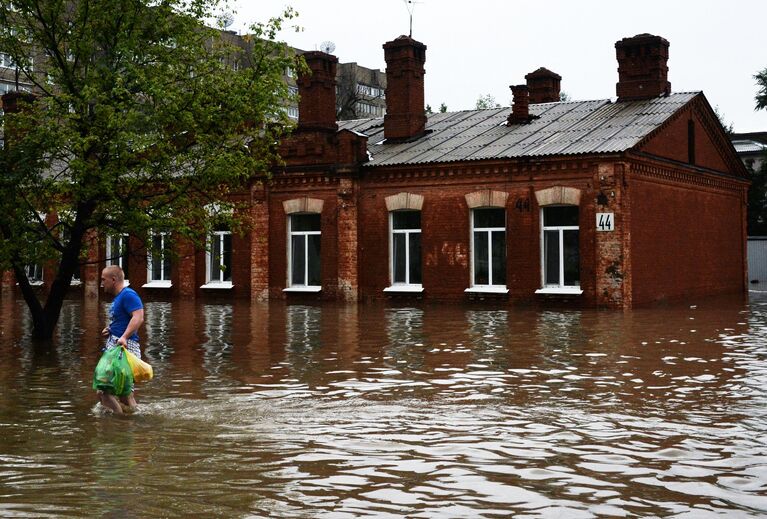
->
[[271, 174, 339, 189], [630, 159, 746, 193], [364, 159, 599, 185]]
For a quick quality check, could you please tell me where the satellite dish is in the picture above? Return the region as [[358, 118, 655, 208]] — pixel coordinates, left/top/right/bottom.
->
[[320, 41, 336, 54], [219, 11, 235, 29]]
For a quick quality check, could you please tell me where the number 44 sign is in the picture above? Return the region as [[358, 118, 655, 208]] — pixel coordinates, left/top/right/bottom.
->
[[596, 212, 614, 232]]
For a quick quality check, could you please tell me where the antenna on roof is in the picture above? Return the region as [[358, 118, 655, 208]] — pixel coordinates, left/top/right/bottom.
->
[[403, 0, 422, 37], [219, 11, 234, 30], [320, 41, 336, 54]]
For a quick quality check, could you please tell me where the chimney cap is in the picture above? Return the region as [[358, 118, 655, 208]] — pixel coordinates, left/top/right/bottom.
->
[[302, 50, 338, 62], [383, 35, 427, 50], [615, 33, 670, 48], [525, 67, 562, 81]]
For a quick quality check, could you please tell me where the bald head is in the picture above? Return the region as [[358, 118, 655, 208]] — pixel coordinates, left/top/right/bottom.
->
[[102, 265, 125, 281]]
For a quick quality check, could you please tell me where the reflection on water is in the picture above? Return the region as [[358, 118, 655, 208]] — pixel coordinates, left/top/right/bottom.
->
[[1, 295, 767, 517]]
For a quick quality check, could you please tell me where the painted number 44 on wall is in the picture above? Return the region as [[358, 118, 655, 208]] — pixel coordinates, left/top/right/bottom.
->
[[596, 212, 614, 232]]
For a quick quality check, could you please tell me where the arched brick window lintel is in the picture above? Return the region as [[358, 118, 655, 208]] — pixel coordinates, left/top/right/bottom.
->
[[283, 197, 324, 214], [385, 192, 424, 211], [534, 186, 581, 206], [465, 189, 508, 209]]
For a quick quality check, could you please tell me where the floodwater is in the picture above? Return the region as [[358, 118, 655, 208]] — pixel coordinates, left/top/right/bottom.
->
[[1, 294, 767, 518]]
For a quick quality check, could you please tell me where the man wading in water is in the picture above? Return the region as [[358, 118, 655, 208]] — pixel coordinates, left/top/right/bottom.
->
[[97, 265, 144, 414]]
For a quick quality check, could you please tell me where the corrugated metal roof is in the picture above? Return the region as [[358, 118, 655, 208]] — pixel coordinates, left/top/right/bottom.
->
[[733, 140, 767, 154], [338, 93, 699, 167]]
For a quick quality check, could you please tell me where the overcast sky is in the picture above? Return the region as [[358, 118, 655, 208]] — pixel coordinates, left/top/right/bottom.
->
[[229, 0, 766, 133]]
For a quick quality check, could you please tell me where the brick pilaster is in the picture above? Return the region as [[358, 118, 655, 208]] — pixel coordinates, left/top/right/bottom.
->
[[594, 162, 631, 308], [83, 230, 100, 299], [1, 270, 14, 293], [250, 183, 270, 301], [177, 238, 197, 298], [336, 175, 359, 301]]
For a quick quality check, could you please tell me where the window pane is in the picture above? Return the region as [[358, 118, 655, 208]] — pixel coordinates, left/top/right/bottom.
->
[[163, 253, 171, 281], [491, 230, 506, 285], [393, 233, 406, 283], [210, 235, 221, 281], [392, 210, 421, 230], [474, 231, 489, 285], [291, 235, 305, 285], [120, 238, 129, 278], [544, 206, 578, 227], [473, 208, 505, 228], [26, 264, 42, 282], [409, 232, 422, 284], [223, 233, 232, 282], [151, 249, 162, 280], [544, 230, 560, 285], [292, 213, 321, 232], [563, 229, 580, 286], [308, 234, 321, 286], [151, 235, 163, 280]]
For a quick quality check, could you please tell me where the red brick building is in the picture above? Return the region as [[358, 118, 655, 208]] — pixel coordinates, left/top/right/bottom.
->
[[7, 33, 749, 308]]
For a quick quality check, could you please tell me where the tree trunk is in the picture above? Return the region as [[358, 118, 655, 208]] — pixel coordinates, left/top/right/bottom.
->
[[16, 217, 89, 341]]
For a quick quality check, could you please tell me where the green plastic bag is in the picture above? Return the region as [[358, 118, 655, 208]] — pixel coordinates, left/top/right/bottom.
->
[[92, 346, 134, 397]]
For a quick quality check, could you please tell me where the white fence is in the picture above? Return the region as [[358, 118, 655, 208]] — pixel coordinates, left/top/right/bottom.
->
[[748, 237, 767, 287]]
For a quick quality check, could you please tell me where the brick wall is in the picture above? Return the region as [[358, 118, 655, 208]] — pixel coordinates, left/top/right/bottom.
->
[[628, 162, 746, 304]]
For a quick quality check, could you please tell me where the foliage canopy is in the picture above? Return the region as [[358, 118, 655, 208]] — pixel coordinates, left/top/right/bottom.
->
[[0, 0, 300, 338]]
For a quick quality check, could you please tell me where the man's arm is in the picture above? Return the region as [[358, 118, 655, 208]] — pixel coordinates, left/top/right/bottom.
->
[[117, 308, 145, 347]]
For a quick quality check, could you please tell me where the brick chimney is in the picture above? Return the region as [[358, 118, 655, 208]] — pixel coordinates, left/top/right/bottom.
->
[[525, 68, 561, 103], [508, 85, 531, 125], [615, 34, 671, 102], [383, 35, 427, 142], [297, 51, 338, 131], [1, 91, 36, 146], [1, 91, 35, 114]]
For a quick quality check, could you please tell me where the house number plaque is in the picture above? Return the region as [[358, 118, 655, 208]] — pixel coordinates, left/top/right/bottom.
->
[[596, 213, 614, 232]]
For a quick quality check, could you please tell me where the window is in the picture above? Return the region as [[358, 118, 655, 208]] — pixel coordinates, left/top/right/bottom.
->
[[386, 210, 422, 292], [0, 53, 15, 69], [25, 262, 43, 285], [23, 212, 45, 285], [356, 102, 379, 116], [144, 231, 171, 287], [59, 222, 81, 285], [106, 234, 130, 283], [538, 206, 581, 294], [469, 208, 507, 292], [204, 226, 232, 287], [287, 106, 299, 119], [288, 213, 321, 290]]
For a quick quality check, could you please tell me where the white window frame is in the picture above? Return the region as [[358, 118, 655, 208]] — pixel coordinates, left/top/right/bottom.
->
[[24, 263, 43, 285], [105, 234, 130, 286], [144, 231, 172, 288], [384, 210, 423, 293], [284, 213, 322, 292], [22, 212, 46, 286], [466, 208, 508, 294], [201, 229, 233, 289], [535, 205, 583, 295], [58, 213, 81, 286]]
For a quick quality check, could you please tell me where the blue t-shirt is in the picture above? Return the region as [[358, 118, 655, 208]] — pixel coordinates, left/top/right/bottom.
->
[[109, 287, 143, 342]]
